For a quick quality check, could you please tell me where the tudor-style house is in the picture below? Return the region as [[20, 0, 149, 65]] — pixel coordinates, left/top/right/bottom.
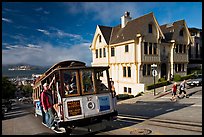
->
[[90, 12, 165, 95], [160, 20, 192, 80], [90, 12, 192, 95]]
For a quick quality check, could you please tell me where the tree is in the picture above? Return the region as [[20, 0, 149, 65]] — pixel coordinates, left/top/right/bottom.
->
[[2, 77, 17, 99], [21, 85, 33, 97]]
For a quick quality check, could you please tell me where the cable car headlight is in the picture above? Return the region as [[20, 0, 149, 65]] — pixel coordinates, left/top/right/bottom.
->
[[87, 101, 95, 110]]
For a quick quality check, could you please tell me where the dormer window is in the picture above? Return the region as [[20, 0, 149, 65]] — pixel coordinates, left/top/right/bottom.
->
[[99, 35, 102, 42], [148, 24, 152, 33], [179, 30, 183, 36]]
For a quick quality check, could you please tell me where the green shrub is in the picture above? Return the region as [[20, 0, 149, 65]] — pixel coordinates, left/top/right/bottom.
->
[[173, 74, 181, 82], [181, 73, 196, 81], [116, 94, 134, 100], [146, 81, 171, 90], [158, 77, 166, 82]]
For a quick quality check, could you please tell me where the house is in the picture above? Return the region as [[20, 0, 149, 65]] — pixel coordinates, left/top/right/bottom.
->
[[187, 28, 202, 74], [90, 12, 165, 95], [90, 12, 193, 95], [160, 20, 192, 80]]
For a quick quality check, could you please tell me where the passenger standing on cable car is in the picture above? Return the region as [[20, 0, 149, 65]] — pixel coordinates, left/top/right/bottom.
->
[[41, 76, 55, 129], [39, 90, 47, 126]]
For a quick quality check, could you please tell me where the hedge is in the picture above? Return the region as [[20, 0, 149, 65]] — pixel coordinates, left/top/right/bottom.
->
[[146, 81, 171, 90], [116, 94, 134, 100]]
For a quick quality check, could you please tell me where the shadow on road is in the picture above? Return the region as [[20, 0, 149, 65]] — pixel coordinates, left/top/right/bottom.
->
[[3, 103, 34, 120], [99, 101, 194, 133]]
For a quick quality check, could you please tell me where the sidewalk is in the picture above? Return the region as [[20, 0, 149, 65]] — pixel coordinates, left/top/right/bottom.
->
[[117, 81, 183, 104]]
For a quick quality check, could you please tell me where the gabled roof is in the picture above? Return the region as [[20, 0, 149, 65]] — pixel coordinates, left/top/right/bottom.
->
[[98, 25, 112, 45], [97, 12, 164, 45], [110, 12, 162, 45], [160, 20, 190, 42]]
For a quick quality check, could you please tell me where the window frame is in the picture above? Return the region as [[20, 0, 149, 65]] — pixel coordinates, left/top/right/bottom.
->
[[96, 49, 98, 58], [125, 45, 129, 52], [111, 47, 115, 57], [148, 24, 153, 33]]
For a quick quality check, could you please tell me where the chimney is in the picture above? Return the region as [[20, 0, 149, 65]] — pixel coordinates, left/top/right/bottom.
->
[[121, 11, 132, 28]]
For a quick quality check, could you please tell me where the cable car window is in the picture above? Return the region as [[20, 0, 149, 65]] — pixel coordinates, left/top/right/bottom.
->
[[96, 69, 109, 93], [63, 70, 79, 96], [80, 70, 95, 94]]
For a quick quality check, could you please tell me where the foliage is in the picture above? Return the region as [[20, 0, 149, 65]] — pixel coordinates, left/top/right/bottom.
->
[[174, 74, 196, 82], [146, 81, 171, 90], [2, 77, 17, 99], [158, 77, 166, 82], [116, 94, 134, 100], [21, 85, 33, 97], [173, 74, 182, 82], [181, 73, 196, 81]]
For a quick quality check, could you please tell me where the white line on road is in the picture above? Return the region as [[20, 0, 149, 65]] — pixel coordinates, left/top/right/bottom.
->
[[4, 111, 30, 117], [161, 96, 202, 99]]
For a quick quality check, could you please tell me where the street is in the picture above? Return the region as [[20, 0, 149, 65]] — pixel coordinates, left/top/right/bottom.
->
[[2, 85, 202, 135]]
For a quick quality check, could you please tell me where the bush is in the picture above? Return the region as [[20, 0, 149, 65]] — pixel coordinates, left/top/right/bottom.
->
[[158, 77, 166, 82], [181, 73, 196, 81], [116, 94, 134, 100], [173, 74, 182, 82], [146, 81, 171, 90]]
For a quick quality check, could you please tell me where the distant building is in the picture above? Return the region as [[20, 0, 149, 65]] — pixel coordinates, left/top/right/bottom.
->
[[187, 28, 202, 73]]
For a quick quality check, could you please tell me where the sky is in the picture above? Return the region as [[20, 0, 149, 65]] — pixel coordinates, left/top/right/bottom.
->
[[2, 2, 202, 66]]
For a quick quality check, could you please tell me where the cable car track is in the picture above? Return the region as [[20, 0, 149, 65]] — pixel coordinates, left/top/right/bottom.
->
[[117, 114, 202, 133]]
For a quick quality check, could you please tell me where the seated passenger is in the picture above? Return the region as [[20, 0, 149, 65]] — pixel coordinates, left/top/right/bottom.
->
[[69, 83, 77, 94], [64, 83, 70, 96]]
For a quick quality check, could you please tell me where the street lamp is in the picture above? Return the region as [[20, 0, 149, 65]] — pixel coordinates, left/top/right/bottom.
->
[[151, 64, 157, 96]]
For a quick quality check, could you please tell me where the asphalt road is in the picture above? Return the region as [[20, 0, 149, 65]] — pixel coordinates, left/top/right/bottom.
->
[[2, 85, 202, 135]]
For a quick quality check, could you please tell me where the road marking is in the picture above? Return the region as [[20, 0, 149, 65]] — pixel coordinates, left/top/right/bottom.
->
[[4, 111, 30, 117], [161, 96, 202, 99], [165, 108, 174, 112], [191, 104, 202, 107], [154, 108, 162, 111]]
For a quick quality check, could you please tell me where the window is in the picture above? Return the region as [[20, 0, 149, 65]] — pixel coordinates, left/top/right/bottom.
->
[[96, 49, 98, 58], [179, 30, 183, 36], [99, 35, 102, 42], [144, 42, 148, 54], [123, 67, 126, 77], [148, 24, 152, 33], [179, 44, 182, 53], [128, 67, 131, 77], [175, 63, 185, 72], [111, 47, 115, 57], [147, 64, 151, 76], [99, 48, 102, 58], [125, 45, 129, 52], [196, 43, 199, 58], [183, 45, 186, 53], [124, 87, 127, 93], [142, 64, 146, 76], [149, 43, 152, 54], [128, 88, 131, 94], [143, 64, 151, 76], [81, 70, 94, 93], [175, 44, 179, 53], [103, 48, 106, 57], [63, 70, 79, 96], [153, 43, 157, 55]]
